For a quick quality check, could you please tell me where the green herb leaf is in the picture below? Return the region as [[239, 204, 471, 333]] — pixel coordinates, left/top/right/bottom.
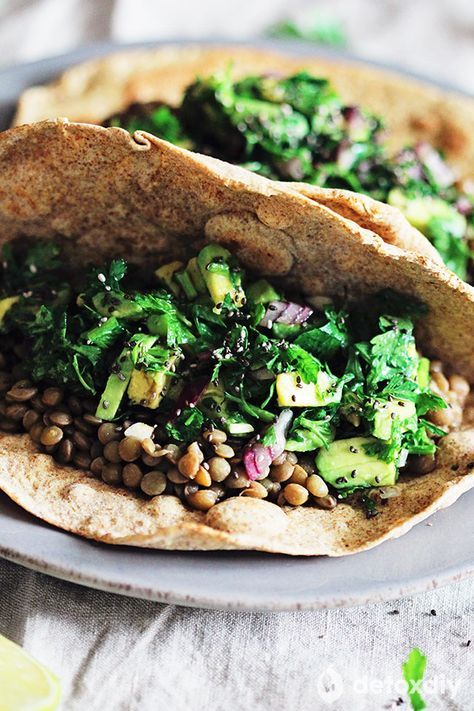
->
[[295, 307, 349, 359], [166, 407, 205, 444], [402, 648, 427, 711]]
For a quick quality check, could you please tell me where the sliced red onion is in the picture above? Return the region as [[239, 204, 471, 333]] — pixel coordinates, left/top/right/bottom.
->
[[243, 448, 262, 481], [342, 106, 368, 140], [456, 197, 472, 217], [336, 141, 355, 171], [170, 376, 208, 419], [260, 301, 287, 326], [260, 301, 313, 328], [342, 106, 361, 125], [244, 409, 293, 481], [415, 142, 456, 188]]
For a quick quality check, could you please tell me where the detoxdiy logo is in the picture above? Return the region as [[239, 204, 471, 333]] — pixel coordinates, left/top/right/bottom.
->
[[315, 665, 462, 705]]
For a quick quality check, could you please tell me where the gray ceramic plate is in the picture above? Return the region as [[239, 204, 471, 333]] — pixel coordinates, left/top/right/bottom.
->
[[0, 41, 473, 611]]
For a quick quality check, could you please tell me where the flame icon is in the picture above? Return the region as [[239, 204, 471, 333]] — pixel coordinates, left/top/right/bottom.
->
[[316, 665, 344, 704]]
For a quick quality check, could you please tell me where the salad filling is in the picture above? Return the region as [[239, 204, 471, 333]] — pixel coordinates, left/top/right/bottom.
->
[[0, 241, 470, 514], [105, 70, 474, 281]]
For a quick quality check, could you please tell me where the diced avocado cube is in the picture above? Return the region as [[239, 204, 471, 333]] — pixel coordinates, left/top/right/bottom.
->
[[127, 351, 180, 409], [247, 279, 281, 304], [155, 261, 184, 296], [388, 189, 466, 237], [0, 296, 20, 325], [372, 399, 417, 440], [197, 244, 245, 312], [417, 357, 430, 389], [92, 292, 143, 320], [276, 371, 341, 407], [198, 381, 226, 418], [316, 436, 397, 490], [127, 369, 168, 409], [186, 257, 207, 294], [95, 347, 134, 420], [175, 270, 198, 300]]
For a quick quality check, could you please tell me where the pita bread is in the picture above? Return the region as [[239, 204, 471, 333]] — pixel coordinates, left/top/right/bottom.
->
[[13, 45, 474, 179], [0, 120, 472, 555], [283, 183, 444, 264]]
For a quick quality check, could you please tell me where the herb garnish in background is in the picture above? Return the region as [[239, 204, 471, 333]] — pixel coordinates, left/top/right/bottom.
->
[[105, 70, 474, 281], [402, 648, 427, 710], [266, 13, 348, 49]]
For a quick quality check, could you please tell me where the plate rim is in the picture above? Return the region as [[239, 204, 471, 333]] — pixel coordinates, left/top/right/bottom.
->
[[1, 539, 474, 611]]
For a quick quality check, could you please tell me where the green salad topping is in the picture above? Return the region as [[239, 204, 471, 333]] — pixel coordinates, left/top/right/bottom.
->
[[0, 241, 447, 502], [106, 70, 474, 280]]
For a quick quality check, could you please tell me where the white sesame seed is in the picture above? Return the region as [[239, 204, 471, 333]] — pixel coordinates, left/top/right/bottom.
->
[[97, 273, 106, 283]]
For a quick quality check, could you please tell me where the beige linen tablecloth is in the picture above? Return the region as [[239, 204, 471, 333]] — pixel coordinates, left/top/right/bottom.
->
[[0, 1, 473, 708], [1, 558, 473, 710]]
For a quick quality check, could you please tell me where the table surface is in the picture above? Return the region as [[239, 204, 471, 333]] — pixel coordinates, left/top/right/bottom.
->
[[0, 1, 473, 709]]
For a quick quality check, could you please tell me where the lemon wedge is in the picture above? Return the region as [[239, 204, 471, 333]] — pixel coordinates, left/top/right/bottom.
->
[[0, 634, 61, 711]]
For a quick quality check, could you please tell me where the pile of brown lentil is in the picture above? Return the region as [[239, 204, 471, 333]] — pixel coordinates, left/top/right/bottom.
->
[[0, 372, 338, 512]]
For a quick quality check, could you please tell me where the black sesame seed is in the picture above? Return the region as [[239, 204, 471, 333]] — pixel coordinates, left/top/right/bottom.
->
[[351, 470, 357, 478], [349, 446, 358, 454]]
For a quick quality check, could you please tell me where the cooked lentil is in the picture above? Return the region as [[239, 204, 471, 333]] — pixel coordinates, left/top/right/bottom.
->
[[313, 494, 338, 510], [178, 451, 200, 478], [101, 462, 122, 484], [40, 426, 63, 447], [208, 456, 231, 482], [140, 470, 167, 496], [241, 481, 268, 498], [103, 440, 122, 463], [122, 462, 143, 488], [187, 489, 217, 511], [289, 464, 308, 487], [41, 387, 63, 408], [270, 460, 294, 482], [306, 474, 329, 498], [283, 483, 309, 506], [214, 443, 235, 459], [118, 436, 142, 462]]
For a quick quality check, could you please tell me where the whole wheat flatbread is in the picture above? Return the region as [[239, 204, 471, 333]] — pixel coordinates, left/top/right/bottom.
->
[[0, 120, 472, 555]]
